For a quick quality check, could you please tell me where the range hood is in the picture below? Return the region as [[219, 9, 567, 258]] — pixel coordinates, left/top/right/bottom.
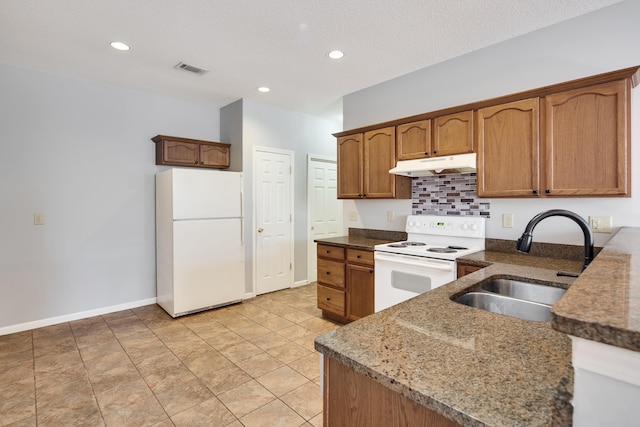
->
[[389, 153, 476, 177]]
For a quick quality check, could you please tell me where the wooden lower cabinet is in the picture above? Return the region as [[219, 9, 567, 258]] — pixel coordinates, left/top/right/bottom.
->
[[456, 262, 484, 278], [323, 356, 462, 427], [317, 244, 375, 323], [317, 285, 345, 316], [346, 264, 374, 321]]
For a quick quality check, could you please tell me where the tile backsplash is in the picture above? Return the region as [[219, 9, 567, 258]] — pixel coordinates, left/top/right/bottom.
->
[[412, 173, 490, 217]]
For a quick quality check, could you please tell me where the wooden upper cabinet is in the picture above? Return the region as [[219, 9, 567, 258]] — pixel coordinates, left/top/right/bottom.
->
[[477, 98, 540, 197], [397, 120, 432, 160], [363, 127, 397, 198], [337, 133, 364, 199], [433, 110, 474, 156], [200, 144, 230, 168], [152, 135, 230, 169], [161, 139, 199, 166], [544, 80, 630, 196], [337, 129, 411, 199]]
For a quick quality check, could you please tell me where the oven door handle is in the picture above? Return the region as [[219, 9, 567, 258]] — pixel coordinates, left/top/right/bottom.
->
[[375, 253, 453, 271]]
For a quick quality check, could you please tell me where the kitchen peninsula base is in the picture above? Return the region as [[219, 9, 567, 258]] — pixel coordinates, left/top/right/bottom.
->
[[324, 356, 460, 427]]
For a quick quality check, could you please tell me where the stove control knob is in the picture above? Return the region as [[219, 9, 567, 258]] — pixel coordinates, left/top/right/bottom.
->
[[415, 221, 421, 227], [408, 220, 414, 228], [471, 223, 479, 231], [461, 223, 469, 231]]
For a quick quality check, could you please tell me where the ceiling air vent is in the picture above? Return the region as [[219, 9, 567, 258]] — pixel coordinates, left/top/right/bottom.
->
[[174, 62, 209, 76]]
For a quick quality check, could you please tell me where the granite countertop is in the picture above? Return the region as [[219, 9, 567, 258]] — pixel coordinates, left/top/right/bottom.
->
[[314, 227, 407, 251], [460, 250, 583, 273], [316, 262, 576, 426], [315, 227, 640, 425], [552, 227, 640, 352], [314, 235, 396, 250]]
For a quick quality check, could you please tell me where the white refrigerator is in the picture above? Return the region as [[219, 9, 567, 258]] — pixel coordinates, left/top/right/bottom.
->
[[156, 168, 245, 317]]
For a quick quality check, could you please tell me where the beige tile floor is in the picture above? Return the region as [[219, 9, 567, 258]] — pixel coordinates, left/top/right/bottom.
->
[[0, 283, 339, 427]]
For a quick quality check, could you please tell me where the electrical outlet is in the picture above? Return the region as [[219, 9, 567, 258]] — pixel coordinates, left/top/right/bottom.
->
[[387, 211, 395, 222], [34, 213, 44, 225], [349, 211, 358, 221], [502, 213, 513, 228], [589, 216, 612, 233]]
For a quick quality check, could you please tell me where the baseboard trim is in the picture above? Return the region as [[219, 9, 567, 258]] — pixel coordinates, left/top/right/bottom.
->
[[0, 297, 157, 336], [293, 280, 309, 288]]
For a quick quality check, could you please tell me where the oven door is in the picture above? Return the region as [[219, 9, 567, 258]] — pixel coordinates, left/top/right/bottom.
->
[[374, 251, 455, 312]]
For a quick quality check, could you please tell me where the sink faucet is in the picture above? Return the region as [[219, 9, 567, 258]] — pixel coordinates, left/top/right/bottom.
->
[[516, 209, 594, 272]]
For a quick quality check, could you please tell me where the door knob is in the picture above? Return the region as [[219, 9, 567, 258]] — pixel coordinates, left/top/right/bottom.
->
[[258, 228, 264, 233]]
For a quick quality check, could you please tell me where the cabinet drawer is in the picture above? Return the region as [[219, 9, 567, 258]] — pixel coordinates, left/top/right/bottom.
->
[[317, 285, 346, 316], [346, 248, 374, 266], [317, 244, 345, 261], [317, 258, 345, 288]]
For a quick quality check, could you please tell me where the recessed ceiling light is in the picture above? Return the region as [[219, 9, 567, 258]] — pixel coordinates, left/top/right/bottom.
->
[[110, 41, 130, 51], [258, 87, 270, 93], [328, 50, 344, 60]]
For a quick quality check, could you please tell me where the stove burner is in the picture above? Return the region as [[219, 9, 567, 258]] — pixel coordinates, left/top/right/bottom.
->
[[448, 245, 468, 250], [427, 247, 457, 253], [387, 241, 427, 248]]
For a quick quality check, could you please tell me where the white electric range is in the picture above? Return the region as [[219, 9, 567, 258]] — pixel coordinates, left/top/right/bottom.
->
[[374, 215, 486, 312]]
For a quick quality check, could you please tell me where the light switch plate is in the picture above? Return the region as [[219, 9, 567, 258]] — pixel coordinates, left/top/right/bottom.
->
[[387, 211, 395, 222], [502, 213, 513, 228], [589, 216, 612, 233], [349, 211, 358, 221], [34, 213, 44, 225]]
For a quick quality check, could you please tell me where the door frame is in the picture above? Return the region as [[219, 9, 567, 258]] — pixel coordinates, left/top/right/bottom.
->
[[306, 154, 341, 284], [252, 146, 295, 295]]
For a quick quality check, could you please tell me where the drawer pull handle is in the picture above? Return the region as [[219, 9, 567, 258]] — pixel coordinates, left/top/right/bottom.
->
[[326, 272, 330, 275], [326, 250, 330, 253], [326, 297, 331, 301], [356, 255, 361, 258]]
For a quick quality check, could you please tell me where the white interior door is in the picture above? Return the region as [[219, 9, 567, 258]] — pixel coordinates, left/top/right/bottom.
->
[[307, 155, 343, 283], [255, 148, 293, 295]]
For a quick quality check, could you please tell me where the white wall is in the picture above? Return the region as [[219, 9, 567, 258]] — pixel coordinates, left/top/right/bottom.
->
[[342, 0, 640, 247], [238, 99, 341, 290], [0, 62, 221, 331]]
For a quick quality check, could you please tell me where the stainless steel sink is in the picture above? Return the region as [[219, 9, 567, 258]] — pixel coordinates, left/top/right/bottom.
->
[[455, 292, 552, 322], [480, 278, 566, 305]]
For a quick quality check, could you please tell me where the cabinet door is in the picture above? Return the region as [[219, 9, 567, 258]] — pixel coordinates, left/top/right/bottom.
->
[[199, 144, 230, 168], [347, 264, 374, 321], [337, 134, 363, 199], [433, 110, 474, 156], [544, 80, 630, 196], [363, 127, 397, 198], [477, 98, 540, 197], [397, 120, 432, 160], [163, 140, 199, 166]]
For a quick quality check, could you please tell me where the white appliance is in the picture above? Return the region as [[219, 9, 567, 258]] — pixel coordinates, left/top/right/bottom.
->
[[374, 215, 485, 312], [156, 168, 245, 317]]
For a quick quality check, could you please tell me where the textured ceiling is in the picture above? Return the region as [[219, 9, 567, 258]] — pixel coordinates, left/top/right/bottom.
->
[[0, 0, 623, 121]]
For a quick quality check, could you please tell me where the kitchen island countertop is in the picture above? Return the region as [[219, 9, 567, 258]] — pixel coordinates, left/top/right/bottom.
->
[[315, 228, 640, 426], [315, 260, 576, 426]]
